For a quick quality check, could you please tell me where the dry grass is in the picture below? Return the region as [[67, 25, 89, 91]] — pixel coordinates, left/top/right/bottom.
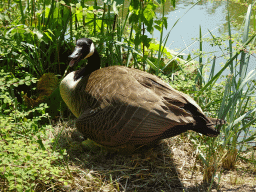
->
[[51, 120, 256, 192]]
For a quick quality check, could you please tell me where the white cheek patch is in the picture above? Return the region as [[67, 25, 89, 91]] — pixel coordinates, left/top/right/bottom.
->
[[84, 43, 95, 59]]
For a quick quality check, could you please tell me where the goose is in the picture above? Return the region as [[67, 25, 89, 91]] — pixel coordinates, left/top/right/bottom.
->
[[60, 38, 224, 149]]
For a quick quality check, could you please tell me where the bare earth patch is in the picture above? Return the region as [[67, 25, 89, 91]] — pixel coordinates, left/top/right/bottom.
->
[[52, 120, 256, 192]]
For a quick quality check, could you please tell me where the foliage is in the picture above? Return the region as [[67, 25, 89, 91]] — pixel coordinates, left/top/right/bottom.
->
[[0, 70, 70, 191], [0, 133, 68, 191], [0, 0, 71, 77]]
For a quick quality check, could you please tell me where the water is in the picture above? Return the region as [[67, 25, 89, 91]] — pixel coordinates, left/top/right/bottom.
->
[[151, 0, 256, 76]]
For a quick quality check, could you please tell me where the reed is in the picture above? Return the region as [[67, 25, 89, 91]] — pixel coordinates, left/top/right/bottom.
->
[[191, 2, 256, 187]]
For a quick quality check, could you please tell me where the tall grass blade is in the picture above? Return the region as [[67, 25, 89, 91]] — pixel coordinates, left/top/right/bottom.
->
[[209, 56, 216, 81], [18, 0, 25, 24], [197, 25, 203, 87], [156, 0, 166, 75], [197, 33, 255, 96], [240, 4, 252, 78], [233, 107, 256, 126], [227, 1, 233, 73]]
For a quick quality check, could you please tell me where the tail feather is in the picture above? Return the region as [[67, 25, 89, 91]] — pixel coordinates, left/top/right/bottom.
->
[[208, 117, 226, 126], [192, 116, 226, 137]]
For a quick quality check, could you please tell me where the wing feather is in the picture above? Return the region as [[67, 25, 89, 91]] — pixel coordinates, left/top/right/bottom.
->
[[74, 66, 201, 147]]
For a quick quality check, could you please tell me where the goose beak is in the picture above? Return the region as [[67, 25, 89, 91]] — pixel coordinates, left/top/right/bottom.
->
[[69, 46, 83, 67]]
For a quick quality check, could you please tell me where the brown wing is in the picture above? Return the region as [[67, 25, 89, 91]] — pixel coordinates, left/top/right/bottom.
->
[[75, 66, 203, 147]]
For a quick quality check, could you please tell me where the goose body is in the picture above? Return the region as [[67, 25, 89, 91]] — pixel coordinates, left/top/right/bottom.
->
[[60, 38, 223, 148]]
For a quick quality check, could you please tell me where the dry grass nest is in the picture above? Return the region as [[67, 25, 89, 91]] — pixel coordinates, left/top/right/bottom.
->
[[50, 120, 256, 192]]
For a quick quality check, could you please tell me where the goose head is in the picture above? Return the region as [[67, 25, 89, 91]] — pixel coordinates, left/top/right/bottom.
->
[[60, 38, 100, 117], [68, 38, 95, 68], [68, 38, 101, 81]]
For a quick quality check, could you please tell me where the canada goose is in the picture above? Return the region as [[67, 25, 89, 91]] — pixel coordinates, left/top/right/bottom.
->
[[60, 38, 224, 149]]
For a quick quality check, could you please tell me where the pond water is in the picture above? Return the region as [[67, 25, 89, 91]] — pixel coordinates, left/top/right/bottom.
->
[[151, 0, 256, 77]]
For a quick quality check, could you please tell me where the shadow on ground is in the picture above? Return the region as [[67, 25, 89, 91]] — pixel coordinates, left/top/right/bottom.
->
[[54, 123, 184, 191]]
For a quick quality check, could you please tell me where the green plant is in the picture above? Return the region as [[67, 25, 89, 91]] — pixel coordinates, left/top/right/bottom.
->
[[189, 2, 256, 188], [0, 70, 70, 191], [0, 0, 71, 77]]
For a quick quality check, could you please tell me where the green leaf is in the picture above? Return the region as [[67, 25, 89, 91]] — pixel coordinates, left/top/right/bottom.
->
[[33, 29, 43, 40], [59, 1, 65, 5], [134, 32, 141, 46], [114, 0, 124, 5], [37, 139, 46, 150], [163, 17, 168, 29], [113, 1, 118, 15], [129, 13, 139, 24], [154, 24, 161, 32], [44, 32, 53, 41], [170, 0, 175, 8], [25, 81, 31, 86], [141, 35, 151, 48], [104, 0, 113, 5], [19, 80, 25, 85], [143, 3, 156, 22]]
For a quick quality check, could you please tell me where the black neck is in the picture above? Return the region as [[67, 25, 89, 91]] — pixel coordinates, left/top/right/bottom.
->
[[74, 50, 101, 81]]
